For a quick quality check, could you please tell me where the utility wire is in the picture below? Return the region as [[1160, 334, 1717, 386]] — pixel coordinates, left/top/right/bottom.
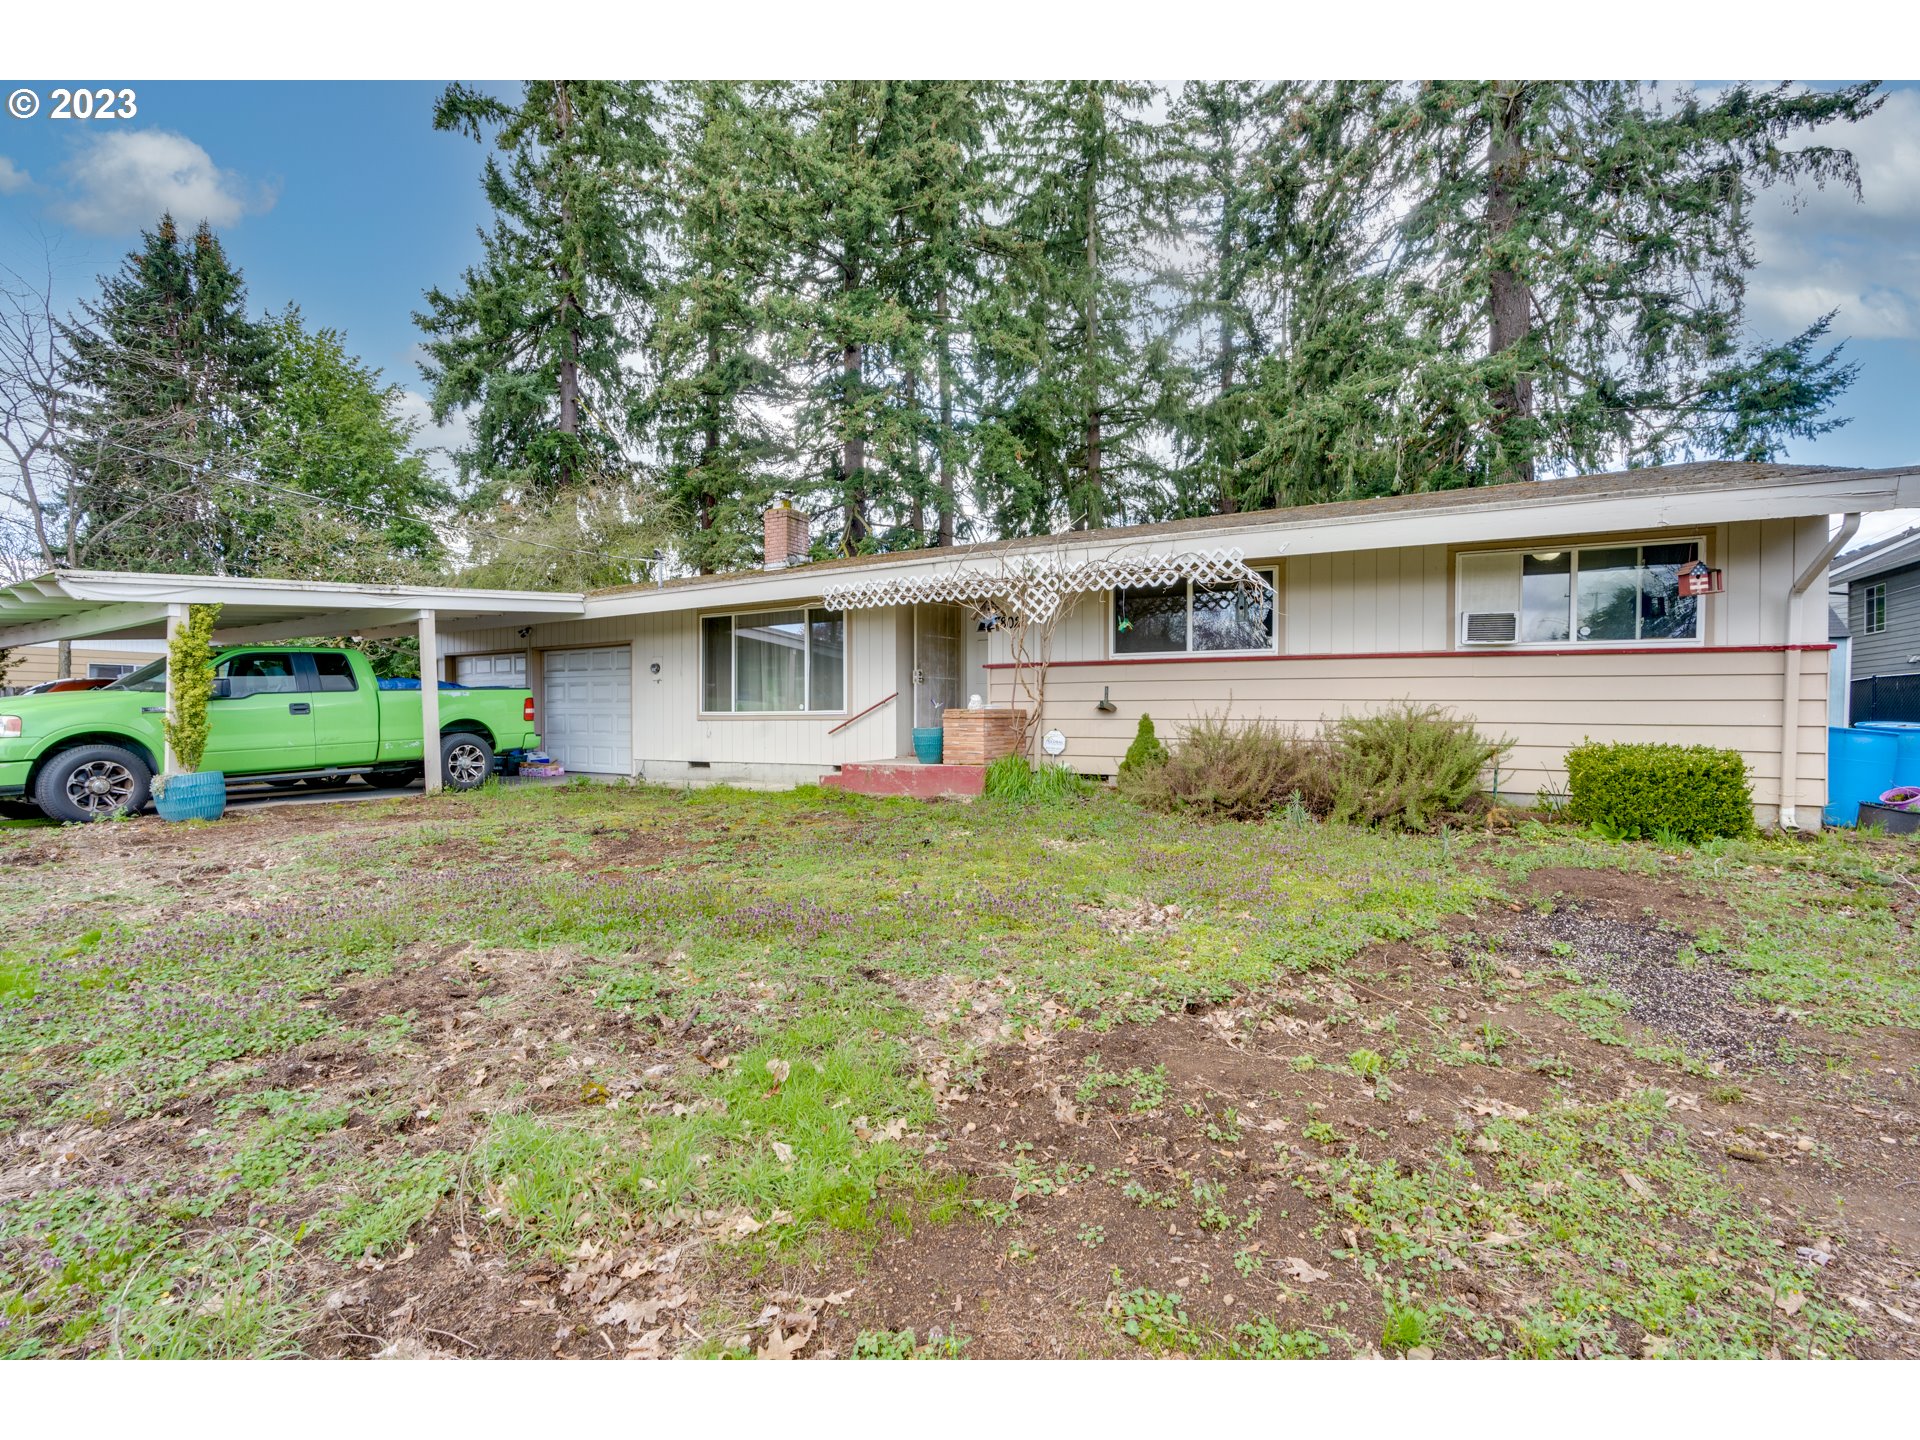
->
[[28, 432, 666, 579]]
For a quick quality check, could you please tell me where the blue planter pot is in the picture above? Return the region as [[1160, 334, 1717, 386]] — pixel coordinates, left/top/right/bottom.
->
[[912, 727, 945, 765], [155, 770, 227, 822]]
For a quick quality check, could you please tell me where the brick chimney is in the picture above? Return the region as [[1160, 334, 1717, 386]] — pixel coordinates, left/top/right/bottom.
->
[[763, 499, 810, 570]]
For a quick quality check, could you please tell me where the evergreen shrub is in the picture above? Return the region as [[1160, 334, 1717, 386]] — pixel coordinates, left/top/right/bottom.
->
[[1327, 703, 1514, 831], [1563, 740, 1756, 841], [164, 604, 223, 775], [1120, 714, 1333, 821], [1119, 714, 1169, 776]]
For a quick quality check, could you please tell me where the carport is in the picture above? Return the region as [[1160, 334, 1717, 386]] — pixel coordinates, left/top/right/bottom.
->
[[0, 571, 586, 793]]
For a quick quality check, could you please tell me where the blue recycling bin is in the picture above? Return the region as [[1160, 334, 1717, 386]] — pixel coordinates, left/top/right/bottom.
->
[[1855, 721, 1920, 788], [1827, 726, 1897, 826]]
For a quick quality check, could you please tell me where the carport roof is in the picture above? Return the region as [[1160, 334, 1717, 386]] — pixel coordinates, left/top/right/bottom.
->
[[0, 571, 587, 649]]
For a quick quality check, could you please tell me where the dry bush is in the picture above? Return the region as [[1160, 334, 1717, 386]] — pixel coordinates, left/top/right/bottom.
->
[[1123, 703, 1510, 830], [1119, 713, 1334, 821], [1326, 702, 1513, 831]]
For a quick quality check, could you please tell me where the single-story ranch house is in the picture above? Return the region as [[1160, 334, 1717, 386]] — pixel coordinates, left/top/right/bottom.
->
[[2, 460, 1916, 828]]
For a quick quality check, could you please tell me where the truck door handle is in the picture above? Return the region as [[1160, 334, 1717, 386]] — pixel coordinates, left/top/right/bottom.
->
[[289, 702, 311, 715]]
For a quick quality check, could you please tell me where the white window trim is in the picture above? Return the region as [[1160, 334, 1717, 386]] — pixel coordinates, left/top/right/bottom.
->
[[1865, 583, 1888, 635], [1107, 567, 1281, 659], [1455, 537, 1709, 650], [698, 604, 850, 717]]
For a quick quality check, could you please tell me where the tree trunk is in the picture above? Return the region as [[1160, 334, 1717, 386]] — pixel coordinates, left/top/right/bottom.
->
[[936, 286, 955, 547], [1486, 83, 1535, 484], [556, 82, 581, 490], [841, 335, 868, 550], [1081, 169, 1102, 530], [904, 367, 924, 546]]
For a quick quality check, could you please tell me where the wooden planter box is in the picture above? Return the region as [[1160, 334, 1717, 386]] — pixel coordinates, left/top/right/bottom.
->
[[942, 708, 1027, 767]]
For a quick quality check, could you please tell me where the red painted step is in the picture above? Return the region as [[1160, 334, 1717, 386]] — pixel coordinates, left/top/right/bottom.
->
[[821, 761, 986, 799]]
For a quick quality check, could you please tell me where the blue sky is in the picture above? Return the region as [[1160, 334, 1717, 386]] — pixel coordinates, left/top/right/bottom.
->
[[1, 79, 1915, 542]]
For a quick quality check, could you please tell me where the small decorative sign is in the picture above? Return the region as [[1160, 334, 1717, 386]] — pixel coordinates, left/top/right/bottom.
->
[[1677, 562, 1723, 597], [1041, 728, 1067, 757]]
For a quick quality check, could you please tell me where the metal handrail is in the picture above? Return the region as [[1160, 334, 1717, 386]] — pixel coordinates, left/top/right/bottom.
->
[[827, 690, 898, 735]]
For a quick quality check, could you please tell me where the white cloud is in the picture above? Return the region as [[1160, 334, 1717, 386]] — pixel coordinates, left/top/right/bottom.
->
[[0, 156, 29, 194], [52, 129, 273, 235], [393, 389, 470, 484], [1747, 86, 1920, 341]]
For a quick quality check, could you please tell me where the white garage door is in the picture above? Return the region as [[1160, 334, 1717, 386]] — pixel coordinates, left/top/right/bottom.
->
[[455, 653, 528, 687], [542, 647, 632, 775]]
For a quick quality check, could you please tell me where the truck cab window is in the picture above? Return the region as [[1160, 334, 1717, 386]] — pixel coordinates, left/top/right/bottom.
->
[[307, 653, 358, 693], [217, 653, 300, 698]]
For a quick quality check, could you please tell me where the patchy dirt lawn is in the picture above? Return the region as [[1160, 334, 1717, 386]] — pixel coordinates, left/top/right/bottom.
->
[[1, 784, 1916, 1359]]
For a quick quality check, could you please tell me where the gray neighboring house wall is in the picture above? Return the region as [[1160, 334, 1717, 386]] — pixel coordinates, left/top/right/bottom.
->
[[1835, 530, 1920, 680]]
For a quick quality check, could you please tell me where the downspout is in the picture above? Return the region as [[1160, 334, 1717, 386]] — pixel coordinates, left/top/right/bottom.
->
[[1778, 513, 1860, 830]]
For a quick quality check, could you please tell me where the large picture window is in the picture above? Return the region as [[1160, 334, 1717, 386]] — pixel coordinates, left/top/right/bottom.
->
[[700, 608, 846, 713], [1112, 569, 1278, 656], [1457, 540, 1702, 647]]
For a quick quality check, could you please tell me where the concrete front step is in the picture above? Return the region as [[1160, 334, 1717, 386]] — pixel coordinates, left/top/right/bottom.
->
[[821, 761, 986, 799]]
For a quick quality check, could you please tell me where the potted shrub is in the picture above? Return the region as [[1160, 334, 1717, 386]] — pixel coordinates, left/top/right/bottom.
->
[[153, 604, 226, 822]]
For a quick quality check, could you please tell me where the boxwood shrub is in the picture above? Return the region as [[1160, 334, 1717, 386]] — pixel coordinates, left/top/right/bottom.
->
[[1563, 740, 1756, 841]]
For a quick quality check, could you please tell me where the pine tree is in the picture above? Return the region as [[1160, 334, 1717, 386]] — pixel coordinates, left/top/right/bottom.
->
[[642, 82, 790, 572], [975, 82, 1175, 533], [254, 305, 449, 569], [1393, 81, 1880, 480], [417, 81, 669, 498], [60, 215, 275, 572], [759, 81, 917, 553]]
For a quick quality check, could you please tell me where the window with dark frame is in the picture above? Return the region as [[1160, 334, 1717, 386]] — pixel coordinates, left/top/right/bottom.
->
[[700, 608, 847, 713], [1112, 569, 1278, 656], [1865, 583, 1888, 635]]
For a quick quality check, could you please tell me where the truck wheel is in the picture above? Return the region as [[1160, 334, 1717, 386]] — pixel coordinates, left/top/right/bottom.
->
[[440, 733, 494, 791], [34, 744, 153, 823]]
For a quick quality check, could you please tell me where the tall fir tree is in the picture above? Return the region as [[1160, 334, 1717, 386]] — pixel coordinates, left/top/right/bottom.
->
[[641, 81, 790, 572], [759, 80, 917, 553], [417, 81, 669, 499], [60, 215, 275, 572], [1392, 81, 1880, 481], [974, 82, 1176, 533]]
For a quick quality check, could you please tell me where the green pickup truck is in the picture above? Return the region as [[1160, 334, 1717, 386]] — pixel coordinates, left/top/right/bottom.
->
[[0, 645, 540, 821]]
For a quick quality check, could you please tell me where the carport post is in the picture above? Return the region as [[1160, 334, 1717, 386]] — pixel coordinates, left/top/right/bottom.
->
[[419, 608, 442, 795], [161, 603, 188, 775]]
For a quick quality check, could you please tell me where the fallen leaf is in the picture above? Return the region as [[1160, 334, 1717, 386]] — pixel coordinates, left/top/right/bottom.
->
[[771, 1141, 794, 1166], [765, 1057, 791, 1086], [1775, 1290, 1806, 1317], [1619, 1170, 1658, 1202], [1282, 1256, 1330, 1284]]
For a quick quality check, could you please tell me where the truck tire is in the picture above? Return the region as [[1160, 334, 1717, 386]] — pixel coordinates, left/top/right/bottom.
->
[[34, 743, 153, 823], [440, 733, 494, 791]]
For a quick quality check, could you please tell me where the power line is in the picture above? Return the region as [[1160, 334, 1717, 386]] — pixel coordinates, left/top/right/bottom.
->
[[26, 433, 668, 579]]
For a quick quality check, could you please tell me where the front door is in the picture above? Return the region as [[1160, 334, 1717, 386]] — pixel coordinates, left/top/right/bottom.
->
[[202, 651, 316, 775], [913, 605, 964, 731]]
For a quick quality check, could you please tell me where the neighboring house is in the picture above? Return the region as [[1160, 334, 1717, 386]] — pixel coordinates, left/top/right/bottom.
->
[[5, 461, 1916, 828], [0, 642, 162, 695], [425, 461, 1919, 829], [1832, 529, 1920, 722]]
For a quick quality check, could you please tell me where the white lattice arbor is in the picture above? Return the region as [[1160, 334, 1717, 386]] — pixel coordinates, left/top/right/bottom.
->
[[821, 547, 1274, 622]]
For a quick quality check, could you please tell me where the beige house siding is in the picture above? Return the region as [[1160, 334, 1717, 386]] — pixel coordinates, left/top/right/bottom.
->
[[438, 605, 918, 783], [435, 514, 1839, 817], [986, 517, 1835, 822], [4, 644, 158, 691]]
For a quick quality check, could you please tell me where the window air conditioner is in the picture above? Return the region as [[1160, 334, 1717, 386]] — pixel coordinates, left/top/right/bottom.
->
[[1460, 611, 1520, 645]]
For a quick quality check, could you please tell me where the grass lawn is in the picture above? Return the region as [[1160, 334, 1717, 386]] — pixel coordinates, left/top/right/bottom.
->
[[0, 782, 1916, 1359]]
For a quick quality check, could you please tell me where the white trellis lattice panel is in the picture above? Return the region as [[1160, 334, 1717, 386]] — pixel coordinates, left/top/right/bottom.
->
[[822, 548, 1274, 624]]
